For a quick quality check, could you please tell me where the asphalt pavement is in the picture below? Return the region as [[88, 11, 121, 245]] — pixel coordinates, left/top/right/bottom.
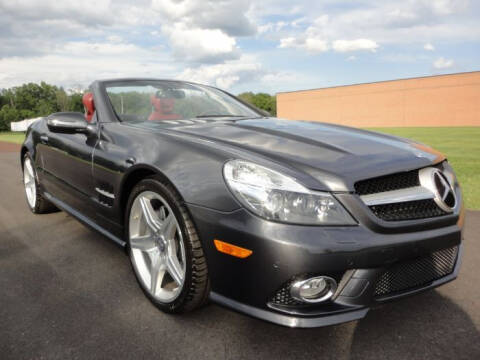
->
[[0, 144, 479, 360]]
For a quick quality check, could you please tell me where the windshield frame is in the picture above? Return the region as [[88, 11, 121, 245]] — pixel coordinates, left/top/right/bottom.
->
[[99, 79, 265, 123]]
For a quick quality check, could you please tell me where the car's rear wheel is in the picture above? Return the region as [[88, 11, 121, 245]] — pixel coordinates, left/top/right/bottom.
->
[[126, 177, 209, 313], [23, 153, 57, 214]]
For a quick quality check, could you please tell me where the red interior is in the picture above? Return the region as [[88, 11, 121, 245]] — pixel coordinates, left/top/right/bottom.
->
[[82, 92, 95, 122], [148, 95, 181, 121]]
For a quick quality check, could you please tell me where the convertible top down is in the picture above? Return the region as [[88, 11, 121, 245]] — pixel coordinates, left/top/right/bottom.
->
[[21, 78, 464, 327]]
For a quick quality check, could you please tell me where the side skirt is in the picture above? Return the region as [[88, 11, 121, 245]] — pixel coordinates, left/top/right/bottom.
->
[[43, 191, 127, 248]]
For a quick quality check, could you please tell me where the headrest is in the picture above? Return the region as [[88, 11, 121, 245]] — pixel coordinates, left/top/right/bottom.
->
[[82, 92, 95, 122], [150, 94, 174, 113]]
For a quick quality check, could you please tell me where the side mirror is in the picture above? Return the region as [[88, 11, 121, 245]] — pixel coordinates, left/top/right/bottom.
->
[[47, 113, 95, 135]]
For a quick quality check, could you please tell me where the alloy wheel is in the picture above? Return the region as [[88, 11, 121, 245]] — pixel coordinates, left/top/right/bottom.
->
[[128, 191, 186, 302], [23, 157, 36, 209]]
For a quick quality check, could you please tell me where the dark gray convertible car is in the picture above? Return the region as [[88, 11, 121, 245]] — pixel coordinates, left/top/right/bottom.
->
[[21, 78, 464, 327]]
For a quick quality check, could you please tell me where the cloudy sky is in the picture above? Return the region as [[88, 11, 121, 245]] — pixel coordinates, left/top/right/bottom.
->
[[0, 0, 479, 93]]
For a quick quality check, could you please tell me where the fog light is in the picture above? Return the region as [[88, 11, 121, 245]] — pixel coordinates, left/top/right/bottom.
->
[[290, 276, 337, 303]]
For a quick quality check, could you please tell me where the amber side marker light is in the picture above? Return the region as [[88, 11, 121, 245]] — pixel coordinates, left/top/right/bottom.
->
[[214, 239, 252, 259]]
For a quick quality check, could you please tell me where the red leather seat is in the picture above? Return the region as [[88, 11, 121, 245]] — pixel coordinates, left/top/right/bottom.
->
[[148, 95, 181, 121], [82, 92, 95, 122]]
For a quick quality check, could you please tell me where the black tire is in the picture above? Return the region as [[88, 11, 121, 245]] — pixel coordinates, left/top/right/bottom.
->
[[22, 153, 58, 214], [125, 176, 210, 313]]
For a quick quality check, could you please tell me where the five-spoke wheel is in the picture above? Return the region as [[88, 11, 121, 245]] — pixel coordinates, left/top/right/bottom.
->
[[23, 156, 37, 209], [22, 153, 57, 214], [126, 177, 209, 312], [129, 191, 186, 302]]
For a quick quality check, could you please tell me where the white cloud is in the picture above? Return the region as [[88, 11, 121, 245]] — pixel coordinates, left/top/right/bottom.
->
[[152, 0, 256, 36], [0, 41, 176, 88], [278, 37, 329, 52], [273, 0, 479, 55], [106, 35, 123, 44], [304, 38, 329, 52], [279, 37, 377, 54], [177, 56, 263, 89], [0, 0, 114, 26], [0, 0, 479, 92], [0, 0, 263, 89], [279, 37, 300, 48], [332, 39, 379, 53], [258, 21, 289, 34], [59, 41, 150, 57], [277, 15, 377, 54], [0, 0, 256, 64], [163, 24, 239, 63], [425, 0, 469, 15], [433, 56, 454, 69], [149, 0, 257, 63], [424, 43, 435, 51], [347, 55, 357, 61]]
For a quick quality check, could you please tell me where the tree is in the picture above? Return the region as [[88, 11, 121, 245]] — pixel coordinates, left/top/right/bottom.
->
[[69, 93, 85, 112], [0, 105, 20, 131], [238, 92, 276, 116], [56, 88, 70, 112], [0, 82, 85, 130]]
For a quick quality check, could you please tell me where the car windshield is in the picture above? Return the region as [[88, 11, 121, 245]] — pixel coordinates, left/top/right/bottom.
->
[[105, 80, 261, 122]]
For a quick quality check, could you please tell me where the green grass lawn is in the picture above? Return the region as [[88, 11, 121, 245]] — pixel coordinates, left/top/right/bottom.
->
[[0, 131, 25, 144], [1, 128, 478, 209], [369, 127, 480, 210]]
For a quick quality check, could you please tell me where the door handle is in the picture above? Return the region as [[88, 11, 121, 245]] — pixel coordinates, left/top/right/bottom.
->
[[40, 135, 49, 144]]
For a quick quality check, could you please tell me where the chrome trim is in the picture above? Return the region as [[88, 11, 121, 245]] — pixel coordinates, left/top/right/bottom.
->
[[419, 167, 456, 213], [95, 187, 115, 199], [360, 186, 434, 206], [290, 276, 337, 304]]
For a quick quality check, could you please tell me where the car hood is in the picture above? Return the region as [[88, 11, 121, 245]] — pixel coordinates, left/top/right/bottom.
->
[[144, 118, 444, 191]]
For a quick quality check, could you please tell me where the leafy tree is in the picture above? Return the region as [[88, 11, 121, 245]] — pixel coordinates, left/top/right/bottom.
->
[[56, 88, 70, 112], [69, 93, 85, 113], [0, 89, 7, 108], [0, 105, 20, 131], [0, 82, 88, 130], [238, 92, 276, 116], [11, 82, 59, 116]]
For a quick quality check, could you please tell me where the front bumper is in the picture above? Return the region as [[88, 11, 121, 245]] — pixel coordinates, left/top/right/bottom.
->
[[187, 192, 464, 328]]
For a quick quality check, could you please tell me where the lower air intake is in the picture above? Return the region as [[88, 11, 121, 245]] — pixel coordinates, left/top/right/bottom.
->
[[374, 246, 458, 297]]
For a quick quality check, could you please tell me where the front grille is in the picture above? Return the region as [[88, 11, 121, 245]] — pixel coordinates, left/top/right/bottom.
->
[[355, 166, 452, 221], [374, 246, 458, 297], [370, 199, 448, 221], [355, 170, 420, 195]]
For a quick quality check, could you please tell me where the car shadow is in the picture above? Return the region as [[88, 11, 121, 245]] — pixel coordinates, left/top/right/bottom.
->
[[182, 290, 479, 359], [349, 291, 480, 359]]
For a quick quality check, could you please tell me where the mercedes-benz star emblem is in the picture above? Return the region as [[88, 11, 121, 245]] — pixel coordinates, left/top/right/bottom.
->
[[419, 168, 456, 213]]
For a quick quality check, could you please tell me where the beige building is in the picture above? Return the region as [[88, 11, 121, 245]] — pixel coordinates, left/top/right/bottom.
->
[[277, 71, 480, 127]]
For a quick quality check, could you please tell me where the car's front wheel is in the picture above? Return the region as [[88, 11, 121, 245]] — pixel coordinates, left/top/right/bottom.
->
[[23, 153, 57, 214], [126, 177, 209, 313]]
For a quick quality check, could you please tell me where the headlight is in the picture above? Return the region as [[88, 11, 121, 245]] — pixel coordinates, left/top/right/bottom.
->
[[223, 160, 356, 225]]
